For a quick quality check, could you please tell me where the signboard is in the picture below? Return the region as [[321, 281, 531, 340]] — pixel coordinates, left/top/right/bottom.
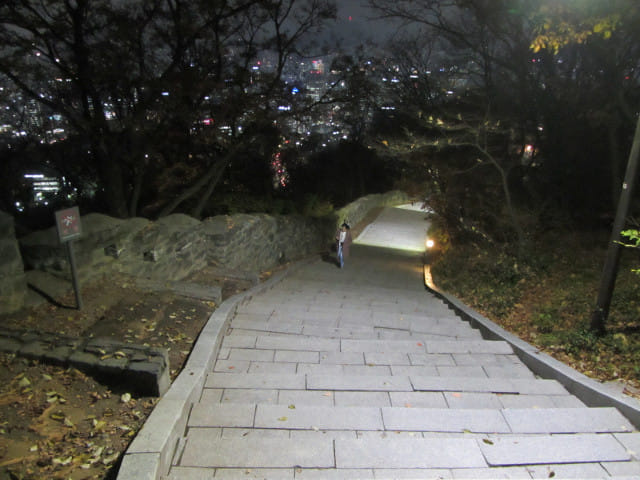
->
[[55, 206, 82, 243]]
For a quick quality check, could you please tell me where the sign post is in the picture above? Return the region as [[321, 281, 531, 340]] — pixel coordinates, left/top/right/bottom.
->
[[54, 206, 83, 310]]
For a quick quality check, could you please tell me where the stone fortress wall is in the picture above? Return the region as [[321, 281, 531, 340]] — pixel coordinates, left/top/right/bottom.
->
[[1, 191, 409, 315]]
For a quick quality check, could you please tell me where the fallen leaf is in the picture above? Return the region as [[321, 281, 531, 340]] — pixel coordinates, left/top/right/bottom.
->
[[482, 438, 494, 445], [288, 404, 296, 409], [53, 456, 73, 466], [277, 416, 288, 421]]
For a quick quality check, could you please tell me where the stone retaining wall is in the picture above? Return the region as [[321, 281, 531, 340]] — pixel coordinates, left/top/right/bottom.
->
[[335, 191, 410, 229], [3, 190, 409, 313], [0, 327, 169, 396]]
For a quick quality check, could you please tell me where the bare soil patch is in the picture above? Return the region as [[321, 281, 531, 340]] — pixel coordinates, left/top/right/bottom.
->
[[0, 269, 258, 480]]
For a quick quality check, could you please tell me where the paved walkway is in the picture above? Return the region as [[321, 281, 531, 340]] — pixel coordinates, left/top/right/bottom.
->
[[163, 206, 640, 479]]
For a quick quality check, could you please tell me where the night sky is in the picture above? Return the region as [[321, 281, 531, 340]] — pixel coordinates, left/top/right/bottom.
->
[[325, 0, 400, 49]]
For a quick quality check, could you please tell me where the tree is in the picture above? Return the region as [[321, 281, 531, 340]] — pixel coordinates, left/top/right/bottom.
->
[[368, 0, 640, 247], [0, 0, 336, 218], [525, 0, 640, 334]]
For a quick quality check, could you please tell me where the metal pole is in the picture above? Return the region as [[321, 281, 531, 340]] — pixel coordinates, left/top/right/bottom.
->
[[590, 115, 640, 333], [66, 240, 83, 310]]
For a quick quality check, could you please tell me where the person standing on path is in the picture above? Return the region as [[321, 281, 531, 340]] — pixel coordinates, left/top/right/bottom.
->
[[336, 222, 352, 268]]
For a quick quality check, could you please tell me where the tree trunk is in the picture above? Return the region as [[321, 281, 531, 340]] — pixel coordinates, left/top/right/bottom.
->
[[94, 140, 128, 218], [157, 151, 235, 218], [608, 122, 622, 212], [128, 163, 144, 218], [191, 159, 228, 219]]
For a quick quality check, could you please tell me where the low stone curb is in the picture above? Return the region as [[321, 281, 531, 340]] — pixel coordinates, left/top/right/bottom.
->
[[0, 328, 169, 396], [424, 265, 640, 429], [115, 260, 309, 480]]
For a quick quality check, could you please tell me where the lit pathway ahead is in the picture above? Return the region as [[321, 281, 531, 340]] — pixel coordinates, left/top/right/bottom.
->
[[166, 205, 640, 479]]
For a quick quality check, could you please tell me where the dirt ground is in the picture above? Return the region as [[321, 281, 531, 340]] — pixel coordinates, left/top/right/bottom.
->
[[0, 268, 261, 480]]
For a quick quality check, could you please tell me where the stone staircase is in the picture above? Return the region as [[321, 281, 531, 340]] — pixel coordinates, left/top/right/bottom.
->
[[166, 263, 640, 479]]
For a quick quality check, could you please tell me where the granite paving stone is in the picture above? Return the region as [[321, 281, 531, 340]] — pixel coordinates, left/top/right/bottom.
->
[[612, 432, 640, 460], [296, 363, 344, 376], [221, 335, 257, 349], [205, 373, 306, 390], [479, 434, 632, 466], [602, 460, 640, 476], [277, 389, 335, 406], [307, 374, 413, 391], [364, 352, 412, 365], [274, 350, 319, 363], [343, 365, 392, 375], [498, 395, 585, 408], [292, 468, 376, 479], [231, 318, 303, 334], [289, 430, 357, 441], [214, 359, 250, 373], [452, 353, 523, 366], [164, 466, 216, 480], [449, 467, 533, 478], [228, 348, 276, 362], [483, 365, 536, 378], [319, 351, 364, 364], [408, 353, 456, 366], [410, 376, 569, 395], [180, 434, 334, 468], [436, 366, 488, 377], [382, 407, 511, 433], [247, 362, 297, 375], [443, 392, 504, 409], [390, 365, 439, 376], [220, 428, 289, 438], [256, 336, 340, 351], [255, 404, 383, 430], [525, 462, 609, 478], [340, 339, 427, 353], [219, 389, 278, 404], [199, 388, 223, 403], [213, 468, 295, 479], [334, 437, 487, 468], [333, 391, 391, 407], [187, 403, 255, 428], [372, 468, 453, 479], [426, 340, 513, 354], [388, 392, 448, 408], [503, 407, 634, 433]]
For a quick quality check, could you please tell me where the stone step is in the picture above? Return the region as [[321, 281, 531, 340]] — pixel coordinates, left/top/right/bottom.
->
[[213, 359, 536, 379], [187, 402, 632, 434], [230, 313, 480, 339], [203, 388, 585, 409], [222, 334, 513, 355], [166, 463, 640, 480], [227, 327, 482, 343], [176, 431, 633, 470]]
